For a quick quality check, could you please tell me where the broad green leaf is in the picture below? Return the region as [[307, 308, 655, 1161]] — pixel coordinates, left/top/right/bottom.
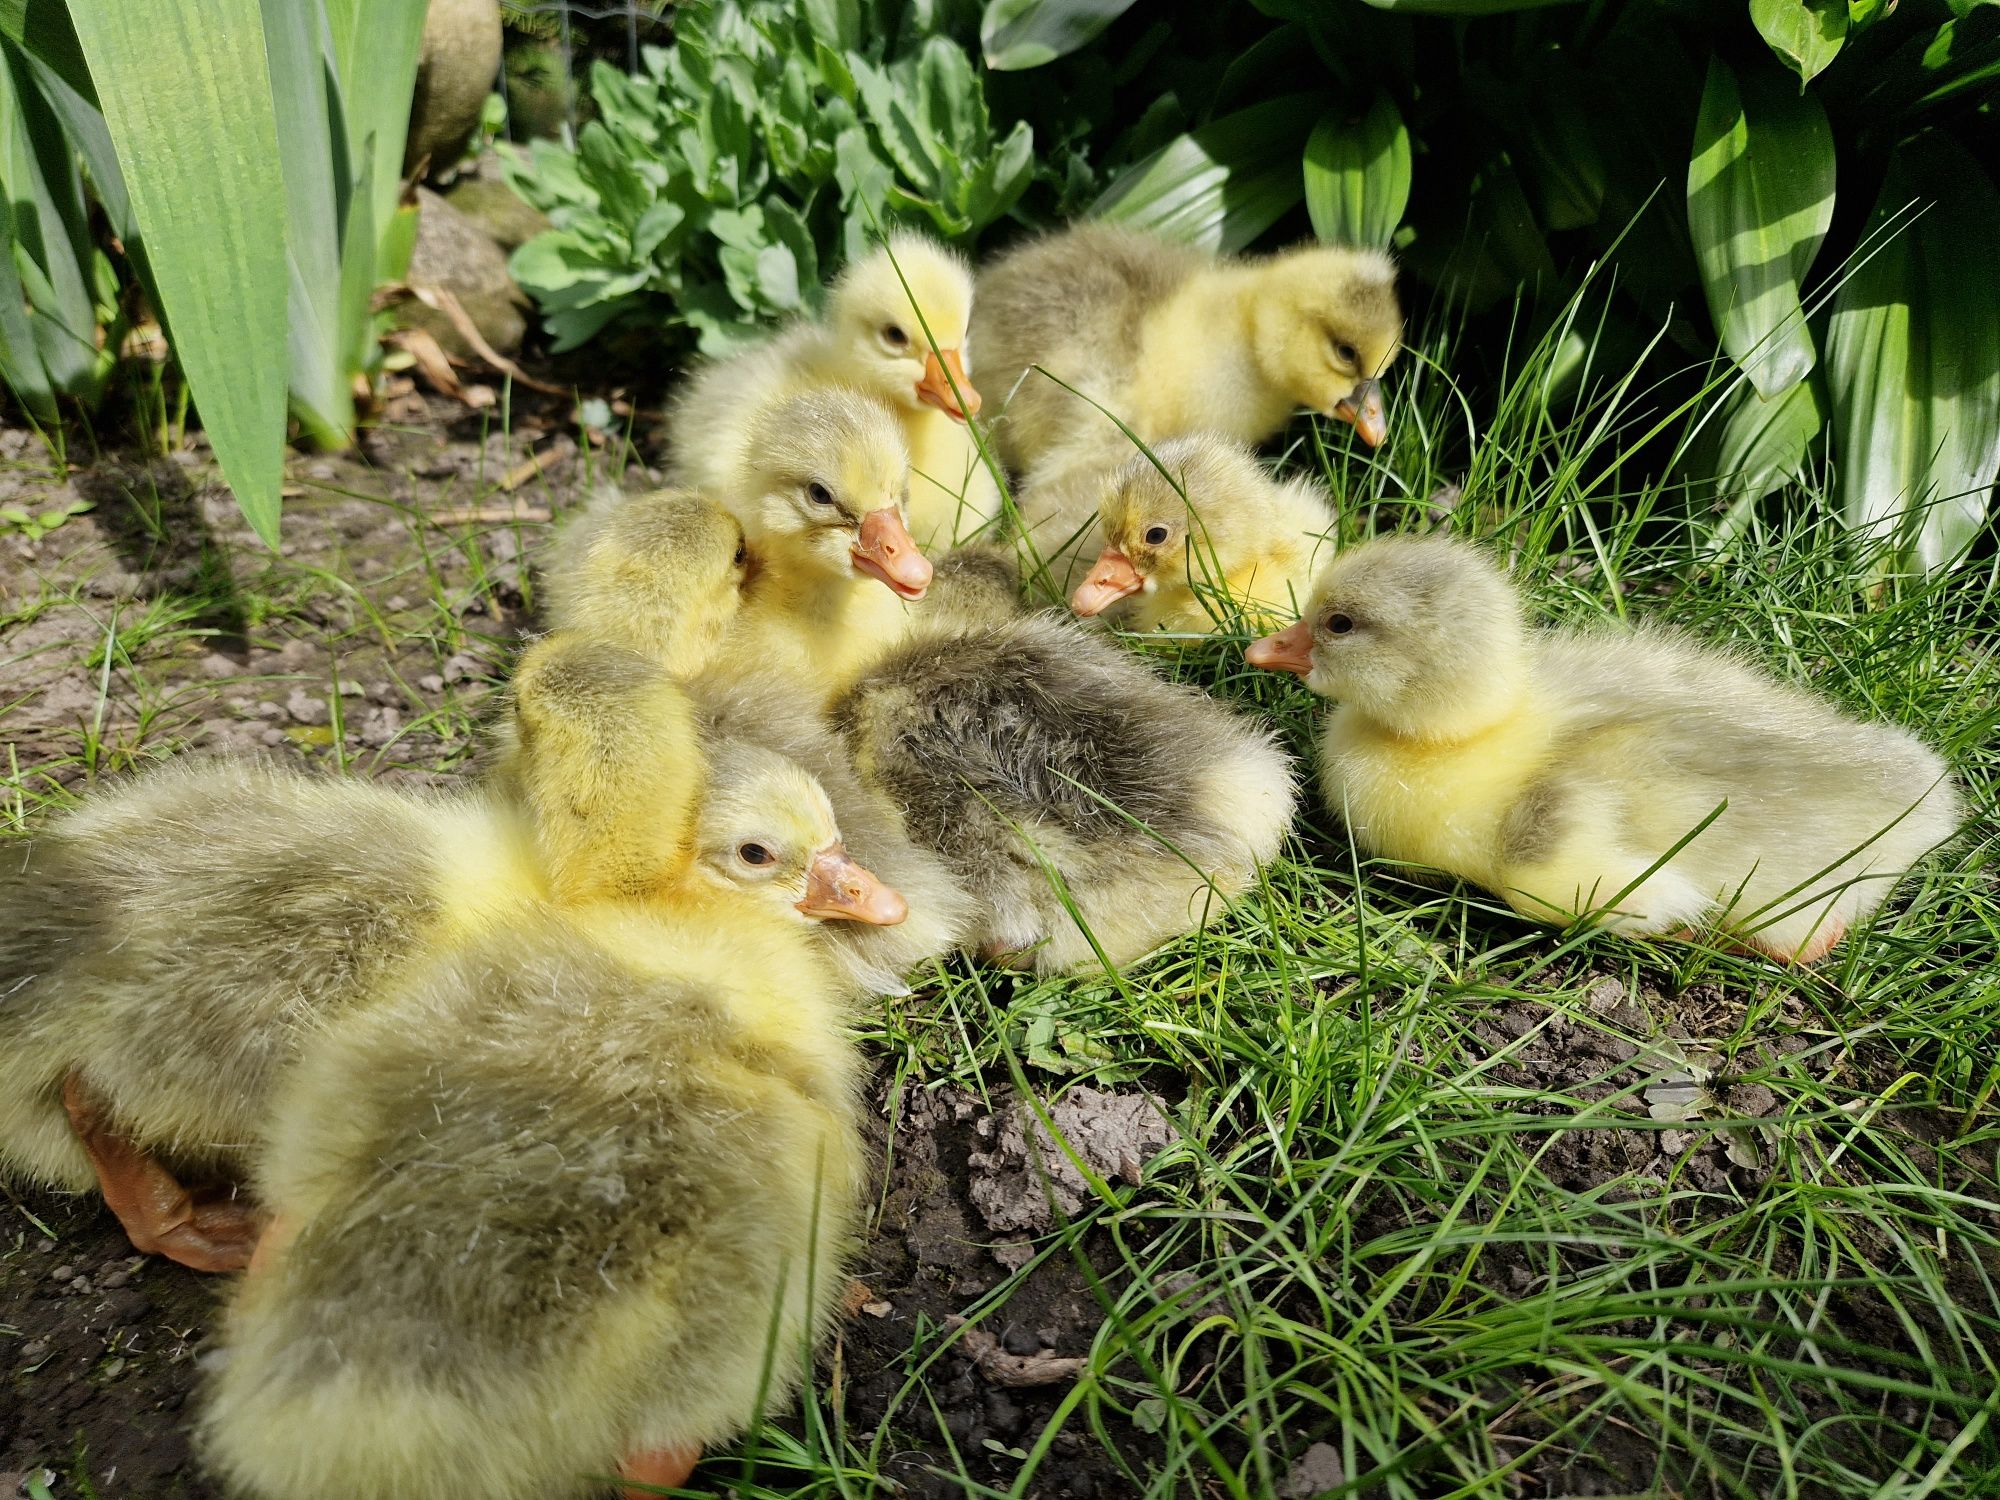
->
[[961, 118, 1033, 230], [1687, 59, 1834, 399], [1947, 0, 1997, 15], [322, 0, 426, 253], [0, 0, 91, 102], [1303, 93, 1410, 248], [1749, 0, 1847, 83], [260, 0, 350, 447], [1358, 0, 1583, 11], [0, 44, 102, 400], [1712, 374, 1826, 532], [1867, 15, 2000, 117], [981, 0, 1138, 71], [1826, 135, 2000, 575], [69, 0, 288, 543], [1092, 95, 1318, 253], [0, 69, 50, 418]]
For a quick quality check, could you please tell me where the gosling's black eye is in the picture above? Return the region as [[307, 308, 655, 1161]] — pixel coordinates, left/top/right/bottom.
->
[[737, 842, 774, 866], [806, 482, 834, 506], [882, 325, 909, 349], [1324, 612, 1354, 635], [1334, 340, 1358, 367], [1143, 524, 1170, 546], [733, 541, 747, 566]]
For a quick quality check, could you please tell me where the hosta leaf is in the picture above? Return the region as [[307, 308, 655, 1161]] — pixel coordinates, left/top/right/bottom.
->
[[68, 0, 288, 543], [1749, 0, 1847, 84], [1303, 93, 1410, 248], [1357, 0, 1583, 11], [981, 0, 1139, 71], [1092, 94, 1318, 253], [1687, 59, 1835, 399], [1711, 374, 1826, 534], [1826, 135, 2000, 575]]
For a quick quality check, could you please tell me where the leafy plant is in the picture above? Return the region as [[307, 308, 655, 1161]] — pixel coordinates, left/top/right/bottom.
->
[[0, 0, 426, 542], [502, 0, 1034, 353], [987, 0, 2000, 575]]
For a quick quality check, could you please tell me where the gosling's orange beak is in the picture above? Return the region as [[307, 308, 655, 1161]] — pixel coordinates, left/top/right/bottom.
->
[[1245, 619, 1316, 676], [916, 347, 980, 422], [851, 506, 932, 599], [1069, 547, 1144, 618], [1330, 378, 1386, 447], [797, 844, 908, 925]]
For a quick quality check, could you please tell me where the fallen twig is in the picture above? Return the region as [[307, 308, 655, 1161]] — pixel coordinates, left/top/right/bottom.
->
[[945, 1317, 1086, 1388]]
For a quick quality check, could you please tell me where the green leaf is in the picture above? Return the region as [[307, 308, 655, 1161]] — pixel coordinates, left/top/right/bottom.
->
[[1749, 0, 1847, 83], [1826, 135, 2000, 575], [1091, 94, 1318, 253], [1687, 59, 1835, 399], [1357, 0, 1583, 11], [1303, 93, 1410, 248], [1711, 373, 1826, 532], [260, 0, 351, 446], [68, 0, 288, 543], [322, 0, 427, 245], [981, 0, 1139, 71]]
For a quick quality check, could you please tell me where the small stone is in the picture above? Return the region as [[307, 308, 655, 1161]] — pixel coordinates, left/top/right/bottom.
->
[[336, 678, 366, 697], [360, 706, 404, 749], [253, 699, 283, 721], [286, 689, 330, 726], [441, 652, 483, 685], [275, 639, 315, 670], [20, 1336, 50, 1363], [261, 728, 287, 747], [861, 1300, 892, 1318], [1585, 977, 1627, 1014], [1659, 1129, 1689, 1155], [100, 1269, 132, 1289], [366, 680, 397, 704], [49, 1263, 74, 1281], [418, 673, 446, 694], [385, 594, 410, 612], [197, 651, 241, 680], [308, 462, 337, 481]]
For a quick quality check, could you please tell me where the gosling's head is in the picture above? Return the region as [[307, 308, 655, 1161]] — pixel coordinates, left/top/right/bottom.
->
[[540, 488, 751, 677], [1245, 535, 1523, 739], [1246, 243, 1402, 447], [742, 388, 933, 599], [826, 233, 981, 422], [691, 738, 908, 926], [1072, 436, 1328, 627]]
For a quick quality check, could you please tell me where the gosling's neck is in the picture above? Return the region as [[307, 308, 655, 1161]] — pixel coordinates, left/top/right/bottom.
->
[[1141, 267, 1295, 442], [1342, 661, 1532, 748]]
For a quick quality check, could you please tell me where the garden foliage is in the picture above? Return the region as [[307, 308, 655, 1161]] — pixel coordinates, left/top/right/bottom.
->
[[502, 0, 1034, 353], [0, 0, 425, 542]]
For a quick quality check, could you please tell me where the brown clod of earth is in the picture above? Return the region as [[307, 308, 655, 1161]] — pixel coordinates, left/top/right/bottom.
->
[[946, 1318, 1087, 1388], [967, 1087, 1176, 1235]]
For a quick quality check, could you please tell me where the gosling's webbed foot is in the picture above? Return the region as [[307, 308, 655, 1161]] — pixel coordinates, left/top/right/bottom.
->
[[617, 1444, 702, 1497], [61, 1073, 265, 1273]]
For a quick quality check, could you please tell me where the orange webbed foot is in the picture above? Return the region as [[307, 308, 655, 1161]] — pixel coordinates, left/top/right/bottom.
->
[[617, 1444, 703, 1497], [61, 1073, 266, 1273]]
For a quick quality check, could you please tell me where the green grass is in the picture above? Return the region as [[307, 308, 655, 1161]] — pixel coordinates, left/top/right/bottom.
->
[[2, 305, 1995, 1499], [705, 303, 2000, 1498]]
